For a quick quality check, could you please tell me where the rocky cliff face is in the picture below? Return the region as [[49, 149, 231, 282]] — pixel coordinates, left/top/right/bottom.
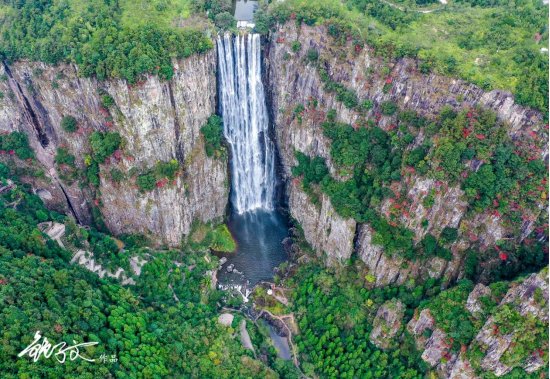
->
[[266, 22, 546, 283], [0, 24, 544, 270], [0, 52, 228, 246], [288, 179, 355, 263]]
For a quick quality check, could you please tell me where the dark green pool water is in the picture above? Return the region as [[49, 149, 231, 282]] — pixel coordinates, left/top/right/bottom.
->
[[215, 209, 289, 286]]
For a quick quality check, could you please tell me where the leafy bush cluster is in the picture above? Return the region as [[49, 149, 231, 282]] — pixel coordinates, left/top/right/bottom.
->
[[200, 115, 226, 159], [318, 65, 359, 109], [193, 0, 237, 30], [491, 303, 548, 368], [84, 131, 122, 187], [135, 159, 180, 192], [419, 280, 477, 351], [54, 147, 80, 184], [54, 147, 76, 167], [89, 132, 122, 163], [60, 115, 78, 133], [430, 107, 547, 222], [0, 132, 34, 160]]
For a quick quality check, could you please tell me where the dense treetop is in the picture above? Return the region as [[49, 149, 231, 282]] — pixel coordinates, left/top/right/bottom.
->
[[0, 155, 281, 378], [0, 0, 217, 82]]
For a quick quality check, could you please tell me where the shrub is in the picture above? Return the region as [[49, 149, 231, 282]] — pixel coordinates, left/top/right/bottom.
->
[[54, 148, 76, 167], [136, 172, 156, 192], [293, 104, 305, 115], [291, 41, 301, 52], [61, 116, 78, 133], [405, 145, 428, 167], [336, 87, 358, 109], [133, 160, 181, 193], [201, 115, 225, 158], [421, 280, 476, 351], [359, 99, 373, 112], [440, 227, 458, 243], [421, 234, 438, 256], [253, 6, 275, 34], [292, 152, 329, 186], [100, 94, 115, 108], [306, 49, 319, 62], [89, 132, 122, 162], [0, 162, 9, 179], [380, 101, 398, 116], [317, 66, 359, 109], [110, 168, 125, 183], [154, 160, 179, 180], [85, 162, 100, 187], [214, 12, 235, 30], [0, 131, 34, 159]]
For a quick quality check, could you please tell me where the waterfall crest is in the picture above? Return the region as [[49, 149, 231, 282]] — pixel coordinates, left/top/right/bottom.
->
[[217, 33, 275, 214]]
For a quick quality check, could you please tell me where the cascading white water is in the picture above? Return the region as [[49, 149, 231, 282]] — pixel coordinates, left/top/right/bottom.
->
[[217, 33, 276, 214]]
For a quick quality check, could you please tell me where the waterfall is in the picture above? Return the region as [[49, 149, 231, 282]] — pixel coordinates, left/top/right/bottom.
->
[[217, 33, 276, 214]]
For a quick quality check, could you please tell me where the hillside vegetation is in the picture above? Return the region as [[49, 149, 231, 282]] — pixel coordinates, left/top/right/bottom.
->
[[256, 0, 548, 113]]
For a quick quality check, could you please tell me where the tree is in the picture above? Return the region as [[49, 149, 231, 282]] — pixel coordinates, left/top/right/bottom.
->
[[201, 115, 225, 158], [61, 116, 78, 132], [136, 172, 156, 192], [89, 132, 122, 162], [214, 12, 235, 30], [380, 101, 397, 116]]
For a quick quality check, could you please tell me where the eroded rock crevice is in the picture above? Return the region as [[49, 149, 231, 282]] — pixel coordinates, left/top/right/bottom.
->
[[2, 61, 50, 148]]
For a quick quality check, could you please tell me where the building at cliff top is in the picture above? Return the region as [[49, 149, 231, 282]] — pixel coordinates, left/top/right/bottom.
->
[[235, 0, 257, 29]]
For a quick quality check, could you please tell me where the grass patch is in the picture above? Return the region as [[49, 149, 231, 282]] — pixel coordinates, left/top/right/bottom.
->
[[188, 222, 236, 253], [209, 224, 237, 253]]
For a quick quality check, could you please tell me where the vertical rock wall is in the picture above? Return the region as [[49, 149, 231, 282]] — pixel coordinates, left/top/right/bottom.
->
[[0, 51, 228, 246]]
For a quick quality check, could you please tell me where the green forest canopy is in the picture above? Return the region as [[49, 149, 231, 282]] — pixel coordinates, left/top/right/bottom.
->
[[0, 163, 280, 378], [0, 0, 214, 83]]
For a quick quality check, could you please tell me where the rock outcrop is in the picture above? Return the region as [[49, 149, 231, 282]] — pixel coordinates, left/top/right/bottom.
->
[[0, 51, 228, 246], [405, 269, 548, 377], [369, 299, 404, 349], [473, 269, 548, 376]]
